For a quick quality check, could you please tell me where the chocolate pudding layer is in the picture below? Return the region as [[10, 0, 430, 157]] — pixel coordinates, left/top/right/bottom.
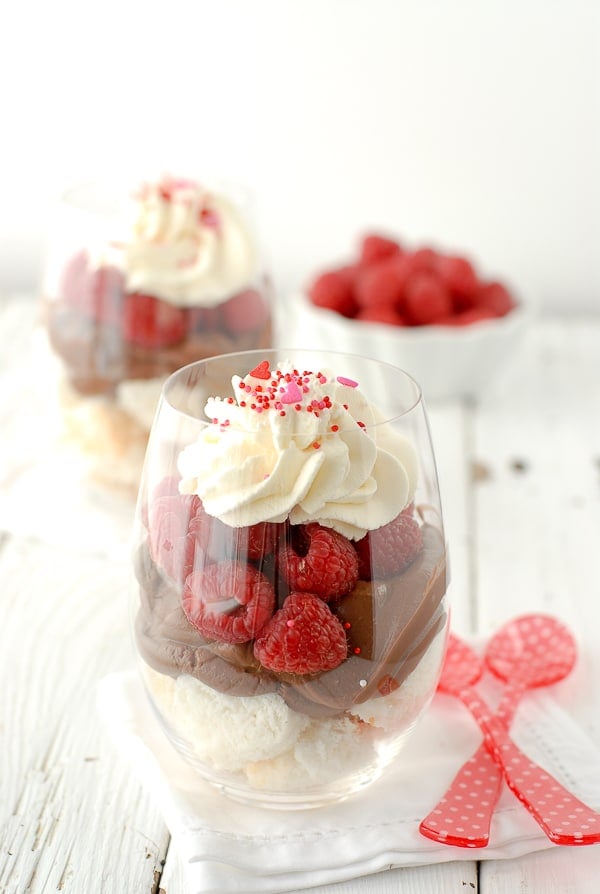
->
[[44, 301, 273, 398], [134, 523, 447, 718]]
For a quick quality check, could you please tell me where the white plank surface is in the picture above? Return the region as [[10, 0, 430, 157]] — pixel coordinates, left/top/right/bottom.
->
[[1, 294, 599, 893]]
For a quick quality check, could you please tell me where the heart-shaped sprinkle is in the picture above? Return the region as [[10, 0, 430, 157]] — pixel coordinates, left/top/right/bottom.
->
[[280, 380, 303, 404], [249, 360, 271, 379]]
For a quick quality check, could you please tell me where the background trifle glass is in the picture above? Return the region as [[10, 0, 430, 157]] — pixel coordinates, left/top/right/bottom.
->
[[41, 175, 272, 492], [131, 348, 449, 808]]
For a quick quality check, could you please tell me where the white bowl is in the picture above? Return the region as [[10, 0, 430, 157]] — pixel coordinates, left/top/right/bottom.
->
[[282, 289, 535, 402]]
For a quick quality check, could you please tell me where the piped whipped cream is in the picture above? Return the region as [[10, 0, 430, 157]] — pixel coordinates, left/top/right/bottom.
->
[[178, 360, 418, 539], [104, 176, 257, 307]]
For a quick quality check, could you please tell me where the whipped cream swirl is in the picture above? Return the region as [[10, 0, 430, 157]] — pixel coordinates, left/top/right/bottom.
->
[[178, 361, 418, 539], [106, 176, 257, 307]]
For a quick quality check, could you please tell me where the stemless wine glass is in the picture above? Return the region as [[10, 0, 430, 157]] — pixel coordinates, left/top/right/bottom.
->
[[131, 348, 449, 808], [41, 175, 272, 492]]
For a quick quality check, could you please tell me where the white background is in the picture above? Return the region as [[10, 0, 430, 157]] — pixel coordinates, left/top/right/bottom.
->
[[0, 0, 598, 310]]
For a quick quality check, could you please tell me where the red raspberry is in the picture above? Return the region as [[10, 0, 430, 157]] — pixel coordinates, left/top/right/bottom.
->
[[359, 233, 402, 265], [148, 492, 202, 583], [308, 269, 358, 318], [183, 561, 275, 643], [189, 504, 280, 563], [253, 592, 348, 674], [475, 281, 515, 317], [122, 292, 186, 347], [220, 288, 270, 334], [354, 255, 409, 309], [404, 272, 453, 325], [59, 250, 90, 309], [405, 247, 440, 275], [356, 306, 407, 326], [437, 255, 479, 309], [59, 251, 124, 325], [142, 475, 182, 528], [279, 523, 358, 600], [355, 510, 423, 579]]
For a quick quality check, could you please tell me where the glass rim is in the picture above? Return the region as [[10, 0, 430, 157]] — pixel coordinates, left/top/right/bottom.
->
[[160, 347, 424, 427]]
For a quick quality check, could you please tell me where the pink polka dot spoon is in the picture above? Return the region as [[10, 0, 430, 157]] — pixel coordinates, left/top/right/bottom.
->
[[419, 615, 600, 847]]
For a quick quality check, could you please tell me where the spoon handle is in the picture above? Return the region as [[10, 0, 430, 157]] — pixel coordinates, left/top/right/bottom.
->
[[419, 683, 524, 847], [461, 686, 600, 846]]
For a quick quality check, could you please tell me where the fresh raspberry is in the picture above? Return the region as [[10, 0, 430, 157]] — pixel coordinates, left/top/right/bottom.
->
[[475, 281, 515, 317], [253, 592, 348, 674], [404, 271, 453, 325], [405, 247, 439, 275], [355, 510, 423, 579], [59, 252, 124, 324], [437, 255, 479, 309], [189, 504, 280, 563], [359, 233, 402, 265], [122, 292, 187, 347], [308, 269, 358, 318], [354, 255, 409, 309], [279, 523, 358, 601], [148, 492, 202, 583], [220, 288, 270, 334], [142, 475, 182, 528], [182, 560, 275, 643], [356, 306, 407, 326], [59, 250, 90, 309], [246, 522, 281, 560]]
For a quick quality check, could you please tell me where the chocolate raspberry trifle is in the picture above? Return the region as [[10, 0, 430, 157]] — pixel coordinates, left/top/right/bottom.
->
[[42, 176, 272, 491], [132, 349, 449, 806]]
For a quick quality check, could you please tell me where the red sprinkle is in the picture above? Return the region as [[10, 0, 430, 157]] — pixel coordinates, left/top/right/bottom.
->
[[249, 360, 271, 379]]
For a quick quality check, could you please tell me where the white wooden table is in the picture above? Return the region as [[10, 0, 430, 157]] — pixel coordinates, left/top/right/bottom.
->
[[1, 293, 599, 893]]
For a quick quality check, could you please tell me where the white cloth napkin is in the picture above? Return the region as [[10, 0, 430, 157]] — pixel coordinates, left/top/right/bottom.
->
[[98, 669, 600, 894]]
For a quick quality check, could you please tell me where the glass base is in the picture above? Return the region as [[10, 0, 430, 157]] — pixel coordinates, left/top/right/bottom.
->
[[145, 684, 418, 810]]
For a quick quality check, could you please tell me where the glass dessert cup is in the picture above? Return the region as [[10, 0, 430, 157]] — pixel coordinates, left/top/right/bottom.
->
[[131, 348, 449, 808], [41, 176, 273, 493]]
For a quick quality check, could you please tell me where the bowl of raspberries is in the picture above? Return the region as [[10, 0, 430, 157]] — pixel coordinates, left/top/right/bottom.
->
[[296, 232, 533, 401]]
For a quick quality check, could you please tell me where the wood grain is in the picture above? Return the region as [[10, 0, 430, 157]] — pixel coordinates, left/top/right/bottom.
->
[[1, 296, 599, 892]]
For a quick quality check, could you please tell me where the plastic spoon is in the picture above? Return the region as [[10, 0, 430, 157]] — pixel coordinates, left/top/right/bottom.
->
[[420, 630, 600, 846], [420, 614, 577, 847]]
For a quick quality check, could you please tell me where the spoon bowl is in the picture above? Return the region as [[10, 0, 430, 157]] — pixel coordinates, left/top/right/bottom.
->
[[486, 613, 577, 689]]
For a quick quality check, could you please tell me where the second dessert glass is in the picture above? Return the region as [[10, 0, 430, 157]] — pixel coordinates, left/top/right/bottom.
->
[[41, 175, 273, 492], [131, 348, 449, 808]]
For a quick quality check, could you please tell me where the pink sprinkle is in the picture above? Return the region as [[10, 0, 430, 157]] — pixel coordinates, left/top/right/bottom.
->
[[200, 207, 220, 228], [287, 619, 295, 628], [280, 380, 303, 404], [337, 376, 358, 388]]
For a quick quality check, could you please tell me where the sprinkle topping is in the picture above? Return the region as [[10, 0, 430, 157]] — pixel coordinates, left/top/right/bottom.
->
[[214, 361, 356, 423], [249, 360, 271, 379]]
